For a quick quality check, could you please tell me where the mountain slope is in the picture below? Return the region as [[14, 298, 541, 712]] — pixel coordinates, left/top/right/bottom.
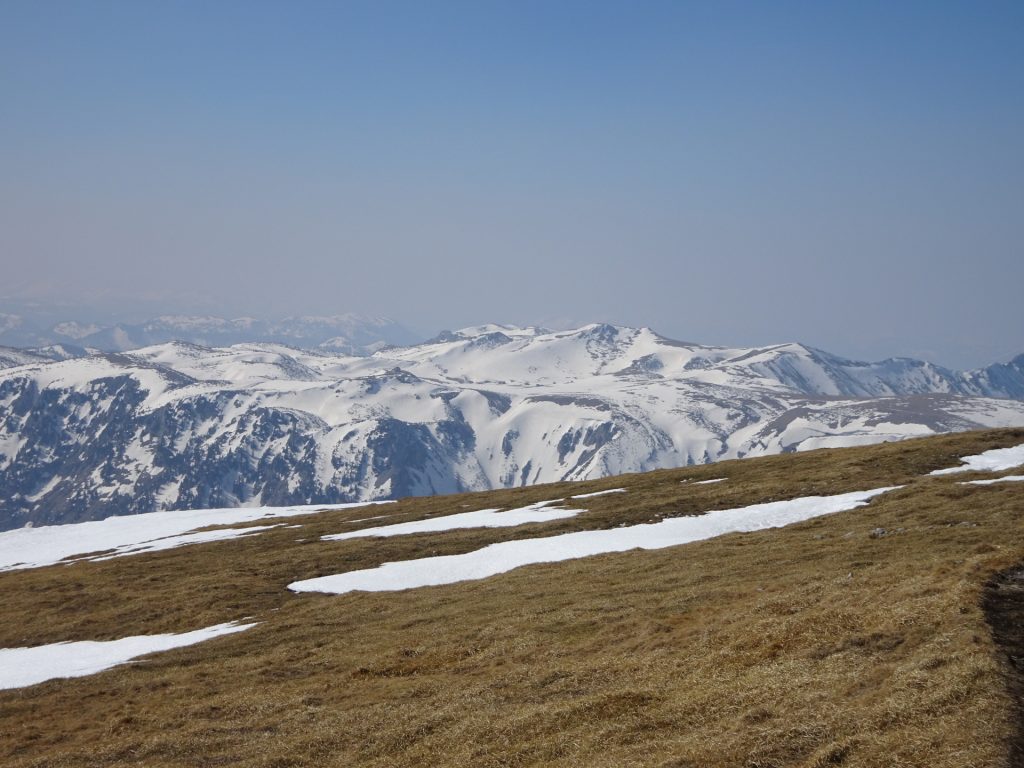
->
[[1, 325, 1023, 529], [1, 429, 1023, 766]]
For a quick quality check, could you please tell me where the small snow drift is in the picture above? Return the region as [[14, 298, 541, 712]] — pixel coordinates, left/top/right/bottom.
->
[[965, 475, 1024, 486], [323, 500, 581, 541], [0, 622, 254, 690], [570, 488, 627, 499], [88, 524, 279, 561], [930, 444, 1024, 476], [0, 501, 391, 572], [289, 487, 898, 596]]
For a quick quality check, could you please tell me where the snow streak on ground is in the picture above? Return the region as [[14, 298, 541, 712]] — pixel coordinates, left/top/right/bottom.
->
[[0, 622, 254, 690], [569, 488, 627, 499], [0, 502, 391, 571], [323, 500, 582, 541], [929, 444, 1024, 475], [289, 488, 898, 595], [87, 525, 280, 561], [964, 475, 1024, 486]]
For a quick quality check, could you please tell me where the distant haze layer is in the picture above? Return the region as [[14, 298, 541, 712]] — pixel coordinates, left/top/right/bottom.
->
[[2, 2, 1022, 367]]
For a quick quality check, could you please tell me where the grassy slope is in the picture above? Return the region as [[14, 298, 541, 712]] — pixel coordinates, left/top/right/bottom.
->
[[1, 428, 1024, 767]]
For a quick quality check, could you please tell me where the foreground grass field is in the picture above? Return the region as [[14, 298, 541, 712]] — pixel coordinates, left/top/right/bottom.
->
[[2, 428, 1024, 767]]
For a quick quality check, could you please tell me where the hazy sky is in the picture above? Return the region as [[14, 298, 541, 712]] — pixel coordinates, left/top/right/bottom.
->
[[2, 1, 1022, 367]]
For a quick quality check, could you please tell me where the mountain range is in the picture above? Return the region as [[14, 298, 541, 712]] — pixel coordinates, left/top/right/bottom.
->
[[1, 323, 1023, 530], [0, 311, 418, 355]]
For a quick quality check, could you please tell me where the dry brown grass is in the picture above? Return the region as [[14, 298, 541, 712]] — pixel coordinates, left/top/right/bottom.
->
[[2, 428, 1024, 767]]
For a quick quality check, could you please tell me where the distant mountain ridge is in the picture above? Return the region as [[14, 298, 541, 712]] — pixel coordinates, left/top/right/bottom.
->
[[0, 312, 418, 355], [0, 323, 1022, 530], [405, 324, 1024, 400]]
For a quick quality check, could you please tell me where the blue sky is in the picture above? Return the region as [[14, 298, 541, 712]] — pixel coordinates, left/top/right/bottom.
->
[[2, 1, 1022, 366]]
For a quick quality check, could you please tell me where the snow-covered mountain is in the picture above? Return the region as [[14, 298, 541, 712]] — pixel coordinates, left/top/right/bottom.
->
[[1, 323, 1023, 529], [0, 313, 418, 355]]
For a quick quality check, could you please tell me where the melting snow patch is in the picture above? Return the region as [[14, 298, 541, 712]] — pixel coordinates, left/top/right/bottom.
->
[[0, 621, 254, 690], [0, 501, 392, 572], [930, 444, 1024, 476], [323, 500, 580, 541], [89, 525, 279, 561], [694, 478, 727, 485], [290, 487, 898, 595], [963, 475, 1024, 486], [569, 488, 627, 499]]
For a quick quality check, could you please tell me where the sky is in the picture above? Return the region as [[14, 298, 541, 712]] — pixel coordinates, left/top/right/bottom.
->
[[1, 0, 1022, 368]]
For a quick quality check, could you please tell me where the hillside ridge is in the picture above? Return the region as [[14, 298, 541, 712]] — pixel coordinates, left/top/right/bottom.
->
[[1, 428, 1023, 766]]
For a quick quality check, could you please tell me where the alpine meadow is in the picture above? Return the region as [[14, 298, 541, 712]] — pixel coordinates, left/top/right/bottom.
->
[[2, 2, 1023, 766]]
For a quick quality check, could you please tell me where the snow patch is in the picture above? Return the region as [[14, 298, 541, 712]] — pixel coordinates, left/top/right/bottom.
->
[[0, 501, 392, 571], [0, 621, 254, 690], [290, 487, 897, 595], [963, 475, 1024, 486], [569, 488, 627, 499], [323, 500, 579, 541], [929, 444, 1024, 475], [90, 525, 280, 561]]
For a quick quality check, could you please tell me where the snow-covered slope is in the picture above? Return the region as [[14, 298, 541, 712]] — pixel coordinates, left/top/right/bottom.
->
[[0, 347, 52, 370], [1, 324, 1022, 529]]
